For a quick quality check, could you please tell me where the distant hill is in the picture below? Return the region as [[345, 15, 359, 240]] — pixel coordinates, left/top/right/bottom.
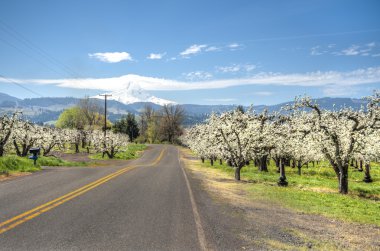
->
[[0, 92, 369, 126]]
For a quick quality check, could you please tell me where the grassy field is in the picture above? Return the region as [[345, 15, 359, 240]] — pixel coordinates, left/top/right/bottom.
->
[[199, 158, 380, 226], [89, 144, 147, 160]]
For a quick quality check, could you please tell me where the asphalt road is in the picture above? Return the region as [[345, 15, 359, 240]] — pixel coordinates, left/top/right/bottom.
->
[[0, 145, 211, 251]]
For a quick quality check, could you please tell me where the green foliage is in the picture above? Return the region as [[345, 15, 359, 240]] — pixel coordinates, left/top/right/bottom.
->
[[112, 113, 139, 141], [0, 155, 88, 175], [56, 106, 86, 129], [90, 144, 146, 160], [201, 159, 380, 226], [0, 155, 40, 173]]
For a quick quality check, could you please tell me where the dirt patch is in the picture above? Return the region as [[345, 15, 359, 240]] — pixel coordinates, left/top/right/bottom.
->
[[0, 172, 32, 182], [49, 151, 93, 162], [180, 148, 380, 251]]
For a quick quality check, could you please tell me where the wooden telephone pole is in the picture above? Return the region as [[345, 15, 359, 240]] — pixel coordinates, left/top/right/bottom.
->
[[100, 94, 112, 137]]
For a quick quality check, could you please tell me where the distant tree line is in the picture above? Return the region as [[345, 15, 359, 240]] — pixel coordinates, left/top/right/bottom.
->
[[55, 97, 185, 144]]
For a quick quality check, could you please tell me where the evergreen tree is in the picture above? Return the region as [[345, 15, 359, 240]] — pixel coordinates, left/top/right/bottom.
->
[[113, 113, 140, 141]]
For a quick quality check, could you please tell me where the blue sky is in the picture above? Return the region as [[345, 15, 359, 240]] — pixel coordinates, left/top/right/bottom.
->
[[0, 0, 379, 105]]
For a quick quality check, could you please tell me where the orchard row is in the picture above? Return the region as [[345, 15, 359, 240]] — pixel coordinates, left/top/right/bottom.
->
[[181, 93, 380, 194], [0, 112, 129, 159]]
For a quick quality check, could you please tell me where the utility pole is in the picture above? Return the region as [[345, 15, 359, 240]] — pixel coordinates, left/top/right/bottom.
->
[[100, 94, 112, 137]]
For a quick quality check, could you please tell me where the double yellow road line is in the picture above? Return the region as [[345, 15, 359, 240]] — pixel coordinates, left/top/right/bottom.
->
[[0, 147, 166, 235]]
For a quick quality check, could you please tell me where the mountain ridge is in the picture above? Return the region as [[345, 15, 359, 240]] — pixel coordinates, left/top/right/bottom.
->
[[0, 92, 368, 125]]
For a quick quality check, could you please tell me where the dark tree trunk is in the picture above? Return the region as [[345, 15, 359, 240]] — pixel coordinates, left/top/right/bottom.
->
[[0, 146, 4, 157], [297, 161, 302, 175], [201, 157, 205, 163], [338, 167, 349, 194], [350, 159, 354, 167], [278, 158, 288, 186], [358, 160, 363, 172], [245, 160, 250, 166], [75, 143, 79, 153], [259, 155, 268, 172], [219, 159, 222, 165], [363, 163, 372, 183], [227, 160, 232, 167], [291, 159, 296, 168], [210, 158, 214, 166], [234, 166, 241, 181], [254, 159, 258, 167], [274, 157, 280, 173], [312, 161, 315, 168], [355, 160, 358, 169]]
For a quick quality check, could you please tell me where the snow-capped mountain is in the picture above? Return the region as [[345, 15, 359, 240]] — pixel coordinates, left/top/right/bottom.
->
[[94, 82, 176, 106]]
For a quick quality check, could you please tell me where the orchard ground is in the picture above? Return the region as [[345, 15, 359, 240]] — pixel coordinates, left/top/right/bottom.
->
[[180, 148, 380, 250]]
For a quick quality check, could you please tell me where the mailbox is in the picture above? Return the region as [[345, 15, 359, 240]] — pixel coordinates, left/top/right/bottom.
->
[[29, 147, 40, 165]]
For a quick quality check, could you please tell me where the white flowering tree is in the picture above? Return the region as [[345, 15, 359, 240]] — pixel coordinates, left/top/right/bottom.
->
[[92, 131, 129, 159], [291, 93, 379, 194], [12, 120, 44, 157], [0, 112, 19, 156]]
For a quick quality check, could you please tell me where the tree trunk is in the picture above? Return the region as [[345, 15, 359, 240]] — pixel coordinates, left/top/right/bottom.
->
[[278, 158, 288, 186], [227, 160, 232, 167], [363, 163, 372, 183], [297, 161, 302, 175], [219, 159, 222, 165], [75, 143, 79, 153], [358, 160, 363, 172], [210, 158, 214, 166], [338, 167, 348, 194], [234, 167, 241, 181], [201, 157, 205, 163], [291, 159, 296, 168], [259, 155, 268, 172], [0, 146, 4, 157]]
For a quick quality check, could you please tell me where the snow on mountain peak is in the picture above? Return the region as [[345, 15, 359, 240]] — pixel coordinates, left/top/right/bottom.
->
[[94, 82, 176, 106]]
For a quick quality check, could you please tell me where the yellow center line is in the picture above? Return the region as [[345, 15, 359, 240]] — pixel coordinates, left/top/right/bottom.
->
[[0, 147, 167, 235]]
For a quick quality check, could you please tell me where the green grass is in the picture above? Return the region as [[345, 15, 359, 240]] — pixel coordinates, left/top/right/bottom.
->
[[200, 159, 380, 226], [0, 155, 88, 175], [89, 144, 147, 160]]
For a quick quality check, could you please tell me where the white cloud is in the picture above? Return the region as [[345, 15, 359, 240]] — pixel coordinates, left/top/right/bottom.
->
[[88, 52, 133, 63], [227, 43, 242, 50], [180, 44, 207, 57], [147, 52, 166, 60], [184, 71, 213, 81], [205, 46, 221, 52], [2, 67, 380, 91], [341, 45, 361, 56], [216, 64, 256, 73], [310, 46, 324, 56], [311, 42, 379, 57], [253, 91, 273, 96]]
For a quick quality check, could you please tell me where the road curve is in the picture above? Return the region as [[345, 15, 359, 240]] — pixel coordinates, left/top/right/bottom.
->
[[0, 145, 204, 250]]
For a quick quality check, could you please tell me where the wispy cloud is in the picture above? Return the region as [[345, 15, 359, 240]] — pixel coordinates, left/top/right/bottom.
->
[[147, 52, 166, 60], [183, 71, 213, 81], [216, 64, 256, 73], [311, 42, 379, 57], [3, 67, 380, 91], [88, 52, 133, 63], [253, 91, 273, 96], [179, 43, 244, 58], [180, 44, 207, 57], [227, 43, 242, 50]]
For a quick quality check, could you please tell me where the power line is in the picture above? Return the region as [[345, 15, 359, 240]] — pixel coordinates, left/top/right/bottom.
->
[[0, 74, 43, 97], [0, 20, 90, 97]]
